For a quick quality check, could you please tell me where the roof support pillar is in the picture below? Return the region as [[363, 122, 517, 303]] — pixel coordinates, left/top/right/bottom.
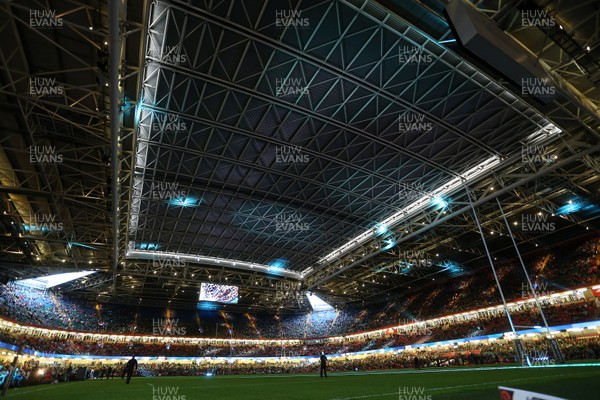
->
[[110, 0, 121, 294]]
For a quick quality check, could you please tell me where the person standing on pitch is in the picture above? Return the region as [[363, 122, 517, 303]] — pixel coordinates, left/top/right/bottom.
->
[[320, 351, 328, 378], [123, 356, 138, 384]]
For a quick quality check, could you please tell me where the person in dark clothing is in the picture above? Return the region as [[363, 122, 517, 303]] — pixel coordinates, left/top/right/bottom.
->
[[66, 365, 73, 382], [106, 366, 113, 379], [413, 356, 420, 370], [320, 352, 328, 377], [122, 356, 138, 384]]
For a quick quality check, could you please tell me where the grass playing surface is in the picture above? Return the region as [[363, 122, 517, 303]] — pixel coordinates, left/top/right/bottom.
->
[[7, 365, 600, 400]]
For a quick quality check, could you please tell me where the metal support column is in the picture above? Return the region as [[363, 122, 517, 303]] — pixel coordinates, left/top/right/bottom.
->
[[109, 0, 121, 293], [495, 198, 565, 363], [463, 183, 529, 366]]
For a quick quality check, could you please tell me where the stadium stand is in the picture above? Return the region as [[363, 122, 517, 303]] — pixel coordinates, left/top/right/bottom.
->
[[1, 237, 598, 343]]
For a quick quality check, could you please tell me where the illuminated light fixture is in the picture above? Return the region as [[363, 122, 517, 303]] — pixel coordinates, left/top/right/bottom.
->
[[268, 258, 287, 269], [167, 197, 200, 207], [127, 246, 302, 280], [431, 196, 448, 209], [382, 238, 395, 251], [14, 271, 95, 289], [439, 260, 463, 274], [374, 223, 388, 236], [267, 258, 289, 276], [135, 243, 160, 250], [556, 198, 595, 216]]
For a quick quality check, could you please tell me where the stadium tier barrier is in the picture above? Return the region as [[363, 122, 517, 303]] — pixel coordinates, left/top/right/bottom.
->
[[1, 319, 599, 362]]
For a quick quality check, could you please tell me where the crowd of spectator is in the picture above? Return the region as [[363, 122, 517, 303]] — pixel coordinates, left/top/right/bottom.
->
[[0, 285, 132, 333], [0, 237, 598, 342], [2, 335, 599, 389], [0, 297, 597, 359]]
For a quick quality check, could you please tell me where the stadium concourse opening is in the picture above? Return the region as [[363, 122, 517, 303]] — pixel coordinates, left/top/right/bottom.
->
[[0, 0, 599, 399]]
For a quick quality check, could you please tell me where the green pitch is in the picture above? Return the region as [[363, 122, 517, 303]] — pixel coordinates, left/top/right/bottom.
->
[[7, 365, 600, 400]]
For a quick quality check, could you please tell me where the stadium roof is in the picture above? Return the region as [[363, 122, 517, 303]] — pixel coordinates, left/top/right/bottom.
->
[[0, 0, 599, 311]]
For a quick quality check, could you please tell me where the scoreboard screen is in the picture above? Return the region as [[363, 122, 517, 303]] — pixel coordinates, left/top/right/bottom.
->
[[199, 283, 239, 304]]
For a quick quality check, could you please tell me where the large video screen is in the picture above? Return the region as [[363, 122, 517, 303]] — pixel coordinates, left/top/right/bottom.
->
[[199, 282, 239, 304]]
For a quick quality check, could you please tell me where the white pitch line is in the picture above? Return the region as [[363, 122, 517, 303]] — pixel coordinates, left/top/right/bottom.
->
[[329, 392, 398, 400]]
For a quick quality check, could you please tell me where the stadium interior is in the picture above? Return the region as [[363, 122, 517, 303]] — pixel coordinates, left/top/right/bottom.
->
[[0, 0, 599, 399]]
